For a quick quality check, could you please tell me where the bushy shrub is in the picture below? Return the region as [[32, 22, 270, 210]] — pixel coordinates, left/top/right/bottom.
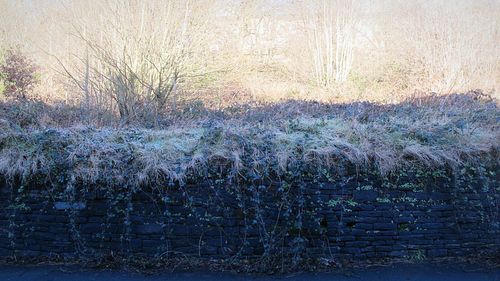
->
[[0, 48, 39, 100]]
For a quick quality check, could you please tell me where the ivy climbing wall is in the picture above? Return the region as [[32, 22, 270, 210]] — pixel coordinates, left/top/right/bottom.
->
[[0, 167, 498, 268]]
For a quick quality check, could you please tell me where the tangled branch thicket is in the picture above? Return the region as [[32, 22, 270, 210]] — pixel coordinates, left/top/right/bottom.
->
[[1, 0, 499, 120]]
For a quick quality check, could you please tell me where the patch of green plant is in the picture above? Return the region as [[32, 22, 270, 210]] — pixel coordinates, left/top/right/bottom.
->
[[376, 197, 391, 203], [409, 249, 426, 263]]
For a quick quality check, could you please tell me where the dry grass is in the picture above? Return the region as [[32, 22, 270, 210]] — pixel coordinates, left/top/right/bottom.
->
[[0, 91, 497, 187]]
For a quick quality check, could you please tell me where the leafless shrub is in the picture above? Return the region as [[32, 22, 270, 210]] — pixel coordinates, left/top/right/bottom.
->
[[51, 0, 213, 125], [0, 48, 39, 100], [304, 0, 359, 87]]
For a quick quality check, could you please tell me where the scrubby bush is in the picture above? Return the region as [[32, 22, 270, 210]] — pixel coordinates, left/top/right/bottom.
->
[[0, 48, 38, 100]]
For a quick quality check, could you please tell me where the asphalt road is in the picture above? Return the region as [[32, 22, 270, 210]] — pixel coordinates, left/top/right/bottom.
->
[[0, 263, 498, 281]]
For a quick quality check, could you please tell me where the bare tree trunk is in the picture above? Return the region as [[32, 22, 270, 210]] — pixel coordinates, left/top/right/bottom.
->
[[306, 0, 358, 88]]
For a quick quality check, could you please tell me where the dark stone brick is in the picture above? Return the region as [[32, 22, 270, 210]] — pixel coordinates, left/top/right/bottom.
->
[[344, 248, 362, 255], [354, 223, 373, 230], [351, 229, 367, 236], [135, 224, 163, 234], [427, 249, 447, 257], [345, 241, 370, 247], [353, 191, 378, 201], [355, 217, 378, 223], [375, 246, 393, 251], [373, 223, 397, 230], [388, 250, 407, 257], [396, 216, 415, 223], [422, 223, 444, 229]]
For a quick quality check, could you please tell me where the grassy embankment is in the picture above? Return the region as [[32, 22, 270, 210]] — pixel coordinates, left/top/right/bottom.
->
[[0, 91, 497, 186]]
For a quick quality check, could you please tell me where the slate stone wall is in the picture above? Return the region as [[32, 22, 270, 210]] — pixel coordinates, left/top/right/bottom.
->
[[0, 178, 498, 262]]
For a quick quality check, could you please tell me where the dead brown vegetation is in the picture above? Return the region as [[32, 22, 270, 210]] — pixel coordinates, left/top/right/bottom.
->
[[0, 91, 497, 186]]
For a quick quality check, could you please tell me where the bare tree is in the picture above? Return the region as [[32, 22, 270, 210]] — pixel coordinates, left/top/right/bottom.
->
[[54, 0, 210, 124], [1, 0, 499, 106], [304, 0, 359, 87], [376, 0, 500, 94]]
